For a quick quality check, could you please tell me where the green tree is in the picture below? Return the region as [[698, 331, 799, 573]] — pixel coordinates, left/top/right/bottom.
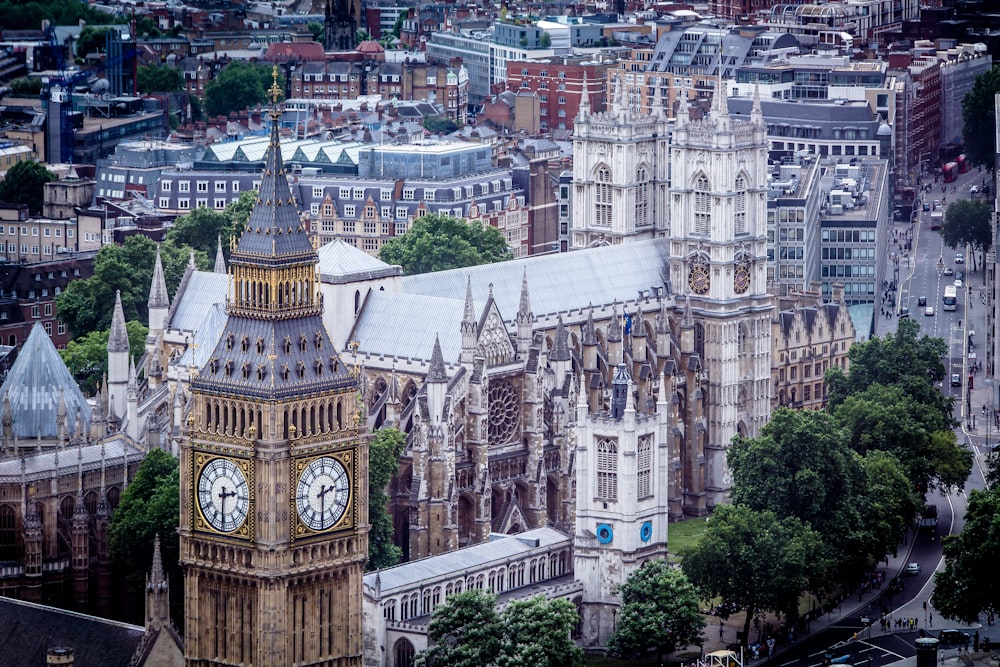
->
[[825, 318, 949, 416], [134, 15, 161, 38], [681, 505, 825, 650], [833, 385, 971, 494], [108, 449, 182, 629], [424, 116, 459, 135], [57, 235, 205, 337], [367, 427, 405, 570], [728, 408, 868, 584], [225, 189, 258, 233], [166, 206, 238, 258], [76, 25, 115, 57], [137, 64, 184, 94], [962, 65, 1000, 171], [607, 560, 705, 661], [416, 590, 503, 667], [931, 486, 1000, 622], [942, 199, 992, 272], [540, 31, 552, 47], [379, 213, 512, 275], [391, 11, 407, 38], [204, 61, 283, 118], [0, 159, 56, 215], [307, 20, 324, 42], [60, 320, 148, 394], [0, 0, 117, 31], [857, 450, 920, 561], [498, 596, 584, 667], [9, 77, 42, 96]]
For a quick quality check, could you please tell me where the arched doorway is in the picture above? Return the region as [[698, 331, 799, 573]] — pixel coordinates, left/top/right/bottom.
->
[[393, 637, 416, 667]]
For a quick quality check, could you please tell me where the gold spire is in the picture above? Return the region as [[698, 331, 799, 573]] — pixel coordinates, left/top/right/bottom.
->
[[269, 65, 282, 108]]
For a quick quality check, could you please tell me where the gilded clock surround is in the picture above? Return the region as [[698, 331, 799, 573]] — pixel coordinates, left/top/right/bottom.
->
[[291, 451, 356, 540], [193, 453, 254, 539]]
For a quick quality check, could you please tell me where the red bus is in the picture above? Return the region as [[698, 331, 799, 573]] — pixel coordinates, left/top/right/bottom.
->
[[957, 154, 969, 173], [943, 162, 958, 183]]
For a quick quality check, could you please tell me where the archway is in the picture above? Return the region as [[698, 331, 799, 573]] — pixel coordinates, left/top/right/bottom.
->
[[392, 637, 416, 667]]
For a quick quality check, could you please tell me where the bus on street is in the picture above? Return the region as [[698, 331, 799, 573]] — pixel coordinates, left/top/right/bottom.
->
[[943, 284, 958, 311]]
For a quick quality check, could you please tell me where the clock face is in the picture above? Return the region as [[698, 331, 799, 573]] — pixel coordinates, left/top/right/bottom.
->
[[734, 259, 751, 294], [197, 458, 250, 533], [296, 456, 351, 532], [688, 259, 710, 295]]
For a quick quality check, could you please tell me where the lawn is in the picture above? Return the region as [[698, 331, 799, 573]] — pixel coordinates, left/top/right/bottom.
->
[[668, 517, 710, 559]]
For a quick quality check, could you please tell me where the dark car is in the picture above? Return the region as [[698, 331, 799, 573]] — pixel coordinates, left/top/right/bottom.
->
[[938, 630, 971, 645], [957, 271, 965, 281], [917, 296, 927, 306], [923, 202, 931, 211]]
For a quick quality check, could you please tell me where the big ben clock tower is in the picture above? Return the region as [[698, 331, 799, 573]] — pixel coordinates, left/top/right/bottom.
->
[[180, 69, 367, 667]]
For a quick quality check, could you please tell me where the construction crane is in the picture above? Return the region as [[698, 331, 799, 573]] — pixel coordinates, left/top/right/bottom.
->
[[41, 27, 138, 164]]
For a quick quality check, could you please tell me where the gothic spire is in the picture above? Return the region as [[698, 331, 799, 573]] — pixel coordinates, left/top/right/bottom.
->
[[427, 336, 447, 384], [462, 276, 476, 326], [582, 308, 597, 346], [108, 290, 129, 354], [150, 533, 164, 587], [517, 268, 532, 322], [578, 71, 590, 119], [550, 316, 570, 362], [148, 245, 169, 311], [751, 83, 763, 127], [214, 236, 227, 273], [713, 71, 730, 129]]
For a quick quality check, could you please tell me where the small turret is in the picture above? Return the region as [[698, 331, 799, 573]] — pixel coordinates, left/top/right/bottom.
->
[[145, 534, 170, 632], [147, 245, 170, 336], [426, 336, 448, 424], [107, 290, 130, 421], [460, 277, 477, 364], [610, 362, 630, 420], [515, 269, 533, 357], [214, 235, 227, 274]]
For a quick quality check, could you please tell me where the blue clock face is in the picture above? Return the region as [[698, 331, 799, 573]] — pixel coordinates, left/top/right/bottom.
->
[[596, 523, 614, 544], [640, 521, 653, 542]]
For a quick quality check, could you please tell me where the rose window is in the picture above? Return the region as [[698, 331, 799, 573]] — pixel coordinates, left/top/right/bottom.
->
[[488, 379, 520, 445]]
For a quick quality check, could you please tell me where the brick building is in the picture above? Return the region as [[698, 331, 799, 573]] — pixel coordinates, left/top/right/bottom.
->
[[504, 57, 614, 133]]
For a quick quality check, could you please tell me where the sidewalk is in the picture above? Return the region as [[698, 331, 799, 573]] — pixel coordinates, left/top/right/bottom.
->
[[693, 531, 921, 660]]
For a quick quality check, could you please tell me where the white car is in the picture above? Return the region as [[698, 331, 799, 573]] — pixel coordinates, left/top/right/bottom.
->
[[955, 279, 963, 289], [924, 306, 935, 316], [971, 185, 980, 194], [956, 253, 965, 264], [905, 562, 922, 576]]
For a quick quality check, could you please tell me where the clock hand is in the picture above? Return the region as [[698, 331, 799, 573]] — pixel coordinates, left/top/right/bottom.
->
[[219, 486, 237, 521]]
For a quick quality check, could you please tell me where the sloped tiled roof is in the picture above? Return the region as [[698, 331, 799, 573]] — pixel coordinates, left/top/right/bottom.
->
[[402, 238, 671, 322], [349, 291, 483, 363], [175, 303, 227, 370], [0, 322, 90, 439], [365, 527, 569, 595], [0, 596, 145, 667], [168, 272, 228, 333], [317, 239, 401, 283]]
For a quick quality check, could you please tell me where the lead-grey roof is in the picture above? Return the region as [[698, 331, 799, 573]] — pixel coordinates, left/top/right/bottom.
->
[[0, 322, 90, 439], [235, 111, 317, 261], [0, 439, 143, 482], [402, 238, 671, 322], [350, 291, 484, 363], [317, 239, 402, 283], [175, 302, 227, 370], [0, 596, 145, 667], [365, 527, 570, 595], [168, 271, 228, 333]]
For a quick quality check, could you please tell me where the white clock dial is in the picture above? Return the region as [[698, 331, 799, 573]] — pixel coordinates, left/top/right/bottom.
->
[[197, 458, 250, 533], [296, 457, 350, 531]]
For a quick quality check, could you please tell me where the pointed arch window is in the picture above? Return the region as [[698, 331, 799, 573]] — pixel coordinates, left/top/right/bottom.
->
[[637, 435, 652, 499], [597, 438, 618, 501], [635, 167, 650, 227], [595, 167, 612, 227], [694, 175, 711, 235], [734, 175, 747, 235]]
